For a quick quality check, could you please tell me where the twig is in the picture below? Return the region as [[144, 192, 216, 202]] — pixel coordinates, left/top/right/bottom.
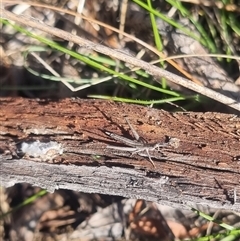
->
[[1, 8, 240, 112]]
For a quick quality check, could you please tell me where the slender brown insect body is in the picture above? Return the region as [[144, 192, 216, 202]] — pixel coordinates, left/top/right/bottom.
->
[[105, 118, 169, 168]]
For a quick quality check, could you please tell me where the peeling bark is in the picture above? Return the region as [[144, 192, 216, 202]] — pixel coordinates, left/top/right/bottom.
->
[[0, 98, 240, 210]]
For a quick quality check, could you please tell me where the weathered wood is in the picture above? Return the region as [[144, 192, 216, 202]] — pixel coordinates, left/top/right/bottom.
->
[[0, 97, 240, 210]]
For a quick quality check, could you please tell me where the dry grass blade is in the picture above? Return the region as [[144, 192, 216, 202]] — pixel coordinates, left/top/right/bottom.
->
[[1, 7, 240, 112]]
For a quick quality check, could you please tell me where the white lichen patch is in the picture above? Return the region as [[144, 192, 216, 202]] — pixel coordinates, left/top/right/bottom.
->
[[20, 140, 63, 161], [168, 137, 180, 148]]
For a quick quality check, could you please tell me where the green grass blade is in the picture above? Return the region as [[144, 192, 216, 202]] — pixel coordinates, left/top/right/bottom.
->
[[1, 19, 180, 96], [0, 189, 47, 219]]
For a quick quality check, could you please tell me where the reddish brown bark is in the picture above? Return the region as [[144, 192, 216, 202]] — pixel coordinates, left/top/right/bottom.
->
[[0, 98, 240, 210]]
